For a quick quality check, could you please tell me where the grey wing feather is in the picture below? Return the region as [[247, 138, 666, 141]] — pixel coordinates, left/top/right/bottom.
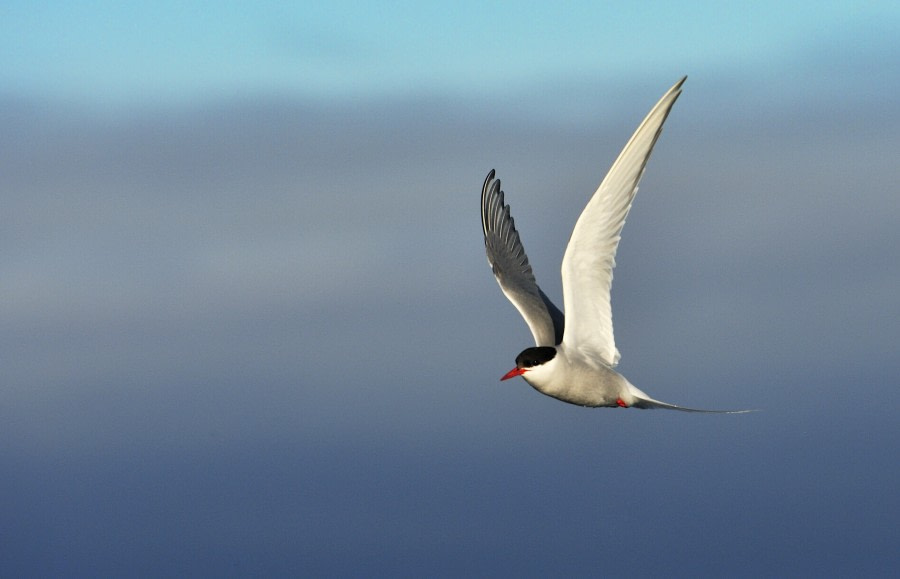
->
[[481, 169, 564, 346]]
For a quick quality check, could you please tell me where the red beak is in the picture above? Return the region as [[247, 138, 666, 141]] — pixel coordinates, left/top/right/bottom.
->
[[500, 367, 526, 381]]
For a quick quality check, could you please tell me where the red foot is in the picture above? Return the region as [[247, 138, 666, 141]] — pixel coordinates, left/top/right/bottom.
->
[[616, 398, 628, 408]]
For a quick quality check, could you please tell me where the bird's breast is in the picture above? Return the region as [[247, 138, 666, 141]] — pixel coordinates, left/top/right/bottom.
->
[[524, 354, 628, 407]]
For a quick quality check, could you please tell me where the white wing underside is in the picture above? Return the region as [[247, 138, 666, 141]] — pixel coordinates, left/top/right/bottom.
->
[[561, 77, 686, 366]]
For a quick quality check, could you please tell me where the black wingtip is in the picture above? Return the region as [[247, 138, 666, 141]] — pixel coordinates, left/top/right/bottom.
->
[[481, 169, 507, 241], [482, 169, 496, 195]]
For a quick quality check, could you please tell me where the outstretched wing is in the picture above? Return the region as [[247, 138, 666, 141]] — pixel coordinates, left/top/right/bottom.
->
[[481, 169, 564, 346], [560, 77, 686, 366]]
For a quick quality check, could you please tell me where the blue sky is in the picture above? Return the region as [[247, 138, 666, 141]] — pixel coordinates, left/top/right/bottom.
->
[[3, 1, 895, 105], [2, 2, 899, 576]]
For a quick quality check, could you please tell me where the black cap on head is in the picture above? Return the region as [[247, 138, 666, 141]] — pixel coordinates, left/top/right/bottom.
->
[[515, 346, 557, 369]]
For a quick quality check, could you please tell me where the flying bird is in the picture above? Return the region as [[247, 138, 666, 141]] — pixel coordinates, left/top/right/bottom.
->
[[481, 77, 750, 413]]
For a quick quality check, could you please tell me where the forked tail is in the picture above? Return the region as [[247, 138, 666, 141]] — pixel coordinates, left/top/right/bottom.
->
[[631, 396, 757, 414]]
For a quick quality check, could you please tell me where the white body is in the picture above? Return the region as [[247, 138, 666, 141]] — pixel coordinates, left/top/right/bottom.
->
[[520, 348, 651, 408]]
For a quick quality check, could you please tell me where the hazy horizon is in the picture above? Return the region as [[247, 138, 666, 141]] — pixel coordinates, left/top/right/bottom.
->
[[2, 2, 898, 575]]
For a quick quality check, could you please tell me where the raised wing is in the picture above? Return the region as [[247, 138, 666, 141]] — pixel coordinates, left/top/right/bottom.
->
[[560, 77, 686, 365], [481, 170, 564, 346]]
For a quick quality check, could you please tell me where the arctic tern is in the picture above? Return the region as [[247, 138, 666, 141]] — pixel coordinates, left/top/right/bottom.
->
[[481, 77, 750, 412]]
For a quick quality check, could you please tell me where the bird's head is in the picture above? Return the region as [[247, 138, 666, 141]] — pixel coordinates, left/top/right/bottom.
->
[[501, 346, 558, 381]]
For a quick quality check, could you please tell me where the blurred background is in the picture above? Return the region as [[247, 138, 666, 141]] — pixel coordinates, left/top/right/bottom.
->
[[2, 2, 898, 576]]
